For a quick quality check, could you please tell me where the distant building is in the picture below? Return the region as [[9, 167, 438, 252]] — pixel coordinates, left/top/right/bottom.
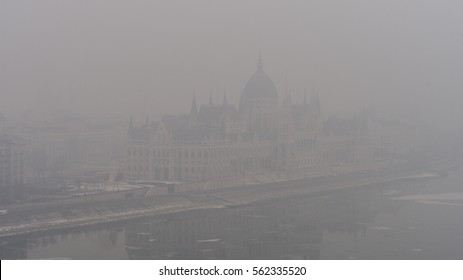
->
[[321, 115, 373, 173], [366, 115, 412, 160], [0, 134, 25, 194], [0, 113, 6, 132], [17, 118, 125, 184], [126, 55, 323, 183], [126, 55, 419, 184]]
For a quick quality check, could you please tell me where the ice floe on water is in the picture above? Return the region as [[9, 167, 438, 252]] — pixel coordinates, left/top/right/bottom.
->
[[394, 192, 463, 201], [392, 192, 463, 207], [368, 226, 392, 230], [196, 238, 221, 243], [382, 189, 399, 196]]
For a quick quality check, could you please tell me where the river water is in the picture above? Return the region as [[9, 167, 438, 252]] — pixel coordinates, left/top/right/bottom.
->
[[1, 168, 463, 259]]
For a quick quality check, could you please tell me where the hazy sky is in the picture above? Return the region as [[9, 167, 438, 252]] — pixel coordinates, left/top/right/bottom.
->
[[1, 1, 462, 128]]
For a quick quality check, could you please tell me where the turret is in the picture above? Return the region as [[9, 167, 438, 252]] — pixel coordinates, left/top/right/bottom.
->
[[209, 90, 213, 105], [190, 90, 198, 115], [128, 115, 134, 135], [282, 76, 292, 108], [257, 49, 263, 72], [303, 89, 308, 105], [222, 89, 228, 106]]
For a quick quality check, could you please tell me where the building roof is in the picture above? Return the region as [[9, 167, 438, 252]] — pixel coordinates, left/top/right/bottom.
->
[[198, 104, 236, 122], [239, 55, 278, 111], [323, 116, 367, 136], [172, 127, 226, 143]]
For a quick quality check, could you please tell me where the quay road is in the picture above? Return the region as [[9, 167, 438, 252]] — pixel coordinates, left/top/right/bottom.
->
[[0, 154, 461, 238]]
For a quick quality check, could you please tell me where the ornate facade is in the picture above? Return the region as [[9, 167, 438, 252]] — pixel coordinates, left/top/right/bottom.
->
[[125, 55, 323, 183], [0, 134, 25, 195]]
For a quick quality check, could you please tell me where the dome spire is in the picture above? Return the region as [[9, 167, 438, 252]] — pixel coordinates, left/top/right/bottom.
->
[[257, 49, 263, 72], [223, 88, 228, 106], [311, 81, 321, 114], [128, 115, 134, 135], [190, 89, 198, 115], [144, 115, 149, 127], [304, 88, 308, 105], [283, 76, 292, 106]]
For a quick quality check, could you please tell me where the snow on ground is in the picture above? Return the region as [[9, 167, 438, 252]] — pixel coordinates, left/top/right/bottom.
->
[[394, 192, 463, 201], [393, 192, 463, 207]]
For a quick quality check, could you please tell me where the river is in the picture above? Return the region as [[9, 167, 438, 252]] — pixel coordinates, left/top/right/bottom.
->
[[1, 167, 463, 259]]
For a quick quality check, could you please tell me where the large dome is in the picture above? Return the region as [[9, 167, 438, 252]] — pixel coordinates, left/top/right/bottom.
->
[[239, 56, 278, 111]]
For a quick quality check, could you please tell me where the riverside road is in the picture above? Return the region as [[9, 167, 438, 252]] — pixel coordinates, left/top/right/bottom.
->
[[0, 154, 460, 238]]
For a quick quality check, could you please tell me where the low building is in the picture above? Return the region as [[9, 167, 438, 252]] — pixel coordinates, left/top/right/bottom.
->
[[0, 134, 25, 198], [17, 118, 125, 185], [126, 56, 419, 185], [126, 55, 323, 183]]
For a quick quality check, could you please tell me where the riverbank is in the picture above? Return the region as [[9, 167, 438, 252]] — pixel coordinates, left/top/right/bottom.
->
[[0, 157, 460, 239]]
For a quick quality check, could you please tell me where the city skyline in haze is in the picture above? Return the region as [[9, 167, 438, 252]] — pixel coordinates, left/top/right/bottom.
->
[[1, 1, 462, 132]]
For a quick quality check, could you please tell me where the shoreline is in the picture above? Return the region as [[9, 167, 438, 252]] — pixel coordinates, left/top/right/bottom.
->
[[0, 158, 459, 239]]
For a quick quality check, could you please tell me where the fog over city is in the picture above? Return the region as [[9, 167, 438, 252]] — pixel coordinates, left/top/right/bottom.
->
[[1, 1, 463, 260], [1, 1, 463, 131]]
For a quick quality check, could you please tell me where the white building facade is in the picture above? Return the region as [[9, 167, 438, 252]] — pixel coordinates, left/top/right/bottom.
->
[[126, 56, 323, 183]]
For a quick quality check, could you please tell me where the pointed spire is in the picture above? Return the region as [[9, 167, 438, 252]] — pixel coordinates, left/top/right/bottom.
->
[[190, 90, 198, 115], [257, 49, 263, 72], [284, 75, 289, 95], [222, 88, 228, 106], [283, 90, 292, 107], [209, 90, 213, 105], [128, 115, 134, 134], [283, 76, 292, 106], [311, 80, 320, 112], [303, 89, 308, 105], [144, 115, 149, 127]]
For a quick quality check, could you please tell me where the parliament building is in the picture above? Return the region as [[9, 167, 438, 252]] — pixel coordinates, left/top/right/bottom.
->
[[125, 55, 325, 183], [125, 55, 409, 185]]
